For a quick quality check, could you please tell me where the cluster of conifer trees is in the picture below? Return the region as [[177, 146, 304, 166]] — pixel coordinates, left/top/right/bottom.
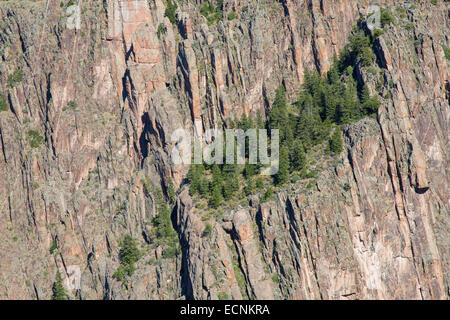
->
[[187, 25, 381, 207]]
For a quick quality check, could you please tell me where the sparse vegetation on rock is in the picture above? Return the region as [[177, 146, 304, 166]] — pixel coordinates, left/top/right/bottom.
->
[[113, 235, 142, 283], [52, 271, 67, 300]]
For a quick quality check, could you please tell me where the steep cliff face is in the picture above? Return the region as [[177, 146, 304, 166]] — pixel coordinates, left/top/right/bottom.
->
[[0, 0, 447, 300]]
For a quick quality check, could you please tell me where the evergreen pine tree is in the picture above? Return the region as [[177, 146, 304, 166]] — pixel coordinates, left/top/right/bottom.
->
[[275, 146, 290, 185], [198, 177, 209, 196], [238, 113, 253, 130], [256, 177, 264, 190], [188, 164, 203, 195], [256, 110, 265, 129], [0, 94, 8, 112], [327, 56, 340, 85], [209, 164, 224, 207], [296, 94, 314, 150], [52, 271, 67, 300], [360, 47, 375, 67], [359, 84, 381, 115], [120, 235, 142, 275], [211, 164, 223, 191], [223, 170, 238, 200], [245, 177, 255, 196], [230, 170, 240, 193], [262, 187, 274, 202], [210, 184, 222, 208], [339, 86, 357, 124], [364, 97, 381, 114], [324, 85, 338, 122], [283, 121, 295, 150], [349, 34, 371, 60], [330, 128, 343, 154], [360, 84, 371, 105], [167, 179, 175, 203], [244, 163, 257, 178], [269, 86, 289, 141], [291, 140, 306, 171]]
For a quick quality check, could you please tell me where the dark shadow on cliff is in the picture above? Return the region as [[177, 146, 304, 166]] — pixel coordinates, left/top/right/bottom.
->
[[139, 113, 151, 167], [172, 200, 194, 299]]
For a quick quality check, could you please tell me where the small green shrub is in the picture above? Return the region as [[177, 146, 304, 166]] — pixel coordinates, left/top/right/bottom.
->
[[120, 235, 141, 271], [8, 69, 23, 87], [218, 292, 229, 300], [373, 29, 384, 38], [200, 3, 214, 17], [443, 45, 450, 60], [271, 274, 280, 284], [200, 0, 223, 26], [380, 8, 394, 28], [112, 265, 126, 282], [360, 46, 375, 67], [256, 177, 264, 190], [227, 12, 237, 21], [113, 235, 142, 282], [363, 96, 381, 114], [63, 101, 77, 112], [49, 240, 57, 254], [300, 169, 318, 179], [367, 66, 377, 75], [162, 245, 180, 259], [202, 223, 213, 237], [262, 187, 273, 202], [52, 271, 67, 300], [26, 130, 44, 148], [330, 129, 343, 154], [152, 199, 177, 240], [404, 23, 414, 31], [0, 94, 8, 112], [67, 101, 77, 110], [349, 34, 370, 55], [167, 178, 175, 203], [157, 23, 165, 38], [165, 0, 178, 25]]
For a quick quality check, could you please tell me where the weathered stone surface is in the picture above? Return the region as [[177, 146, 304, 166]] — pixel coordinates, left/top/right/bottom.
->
[[0, 0, 447, 300]]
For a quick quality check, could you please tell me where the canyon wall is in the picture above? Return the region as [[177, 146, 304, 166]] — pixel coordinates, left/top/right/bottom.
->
[[0, 0, 447, 299]]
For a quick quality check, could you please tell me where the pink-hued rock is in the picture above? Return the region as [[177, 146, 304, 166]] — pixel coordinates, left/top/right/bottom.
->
[[0, 0, 447, 300]]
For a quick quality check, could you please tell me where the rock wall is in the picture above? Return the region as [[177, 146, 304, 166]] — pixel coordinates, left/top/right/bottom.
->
[[0, 0, 447, 299]]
